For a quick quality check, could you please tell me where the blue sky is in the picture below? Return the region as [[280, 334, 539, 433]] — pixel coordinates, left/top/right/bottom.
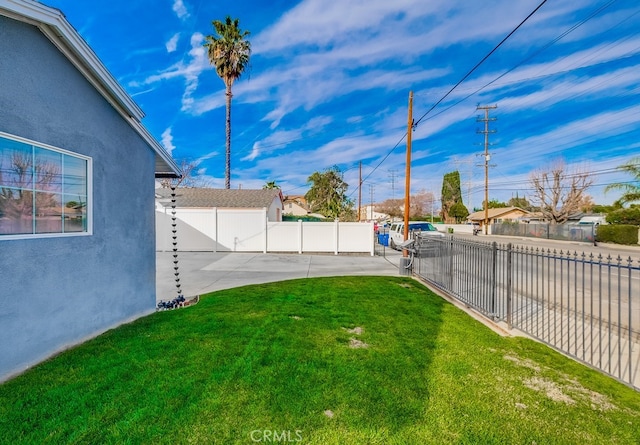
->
[[43, 0, 640, 208]]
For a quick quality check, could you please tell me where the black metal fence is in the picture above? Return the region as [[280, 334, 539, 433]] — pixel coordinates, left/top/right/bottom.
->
[[414, 234, 640, 390], [491, 222, 595, 243]]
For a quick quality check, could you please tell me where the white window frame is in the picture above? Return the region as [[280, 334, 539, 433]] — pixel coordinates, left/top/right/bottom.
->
[[0, 131, 93, 240]]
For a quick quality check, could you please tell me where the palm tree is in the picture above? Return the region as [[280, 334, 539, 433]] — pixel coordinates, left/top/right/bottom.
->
[[204, 16, 251, 189], [605, 157, 640, 205], [263, 180, 280, 190]]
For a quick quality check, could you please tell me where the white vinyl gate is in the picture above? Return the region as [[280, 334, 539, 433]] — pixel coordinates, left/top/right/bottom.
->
[[156, 208, 374, 255]]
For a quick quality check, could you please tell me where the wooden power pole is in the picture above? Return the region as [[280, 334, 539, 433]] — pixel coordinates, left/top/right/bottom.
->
[[358, 161, 362, 221], [403, 91, 413, 258], [476, 105, 497, 235]]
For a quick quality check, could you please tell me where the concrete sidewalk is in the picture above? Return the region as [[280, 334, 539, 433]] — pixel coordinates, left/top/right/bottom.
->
[[156, 251, 402, 302]]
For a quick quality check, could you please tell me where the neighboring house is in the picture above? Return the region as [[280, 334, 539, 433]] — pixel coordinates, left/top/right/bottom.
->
[[566, 212, 607, 225], [359, 204, 390, 222], [282, 195, 327, 219], [156, 188, 284, 221], [283, 195, 311, 217], [0, 0, 179, 381], [467, 207, 532, 228], [155, 188, 284, 252], [519, 211, 546, 223]]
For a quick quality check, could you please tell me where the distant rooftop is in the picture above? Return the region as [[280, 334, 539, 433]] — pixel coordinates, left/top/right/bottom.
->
[[156, 188, 283, 209]]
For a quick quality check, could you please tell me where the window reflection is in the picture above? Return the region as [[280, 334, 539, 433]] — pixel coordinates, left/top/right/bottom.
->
[[0, 134, 89, 237], [63, 194, 86, 232]]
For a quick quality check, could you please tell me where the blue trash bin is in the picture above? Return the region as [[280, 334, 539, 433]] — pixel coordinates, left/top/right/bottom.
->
[[378, 233, 389, 246]]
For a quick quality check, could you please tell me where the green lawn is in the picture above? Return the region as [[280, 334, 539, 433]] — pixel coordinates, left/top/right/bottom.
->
[[1, 276, 639, 444]]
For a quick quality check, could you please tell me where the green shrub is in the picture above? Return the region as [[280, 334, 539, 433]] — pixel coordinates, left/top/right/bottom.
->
[[282, 215, 325, 222], [596, 224, 638, 245], [606, 207, 640, 225]]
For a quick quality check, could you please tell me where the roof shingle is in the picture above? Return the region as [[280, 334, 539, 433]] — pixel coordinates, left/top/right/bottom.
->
[[156, 188, 282, 209]]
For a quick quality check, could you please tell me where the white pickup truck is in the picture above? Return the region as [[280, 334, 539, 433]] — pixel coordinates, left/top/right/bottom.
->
[[388, 221, 444, 250]]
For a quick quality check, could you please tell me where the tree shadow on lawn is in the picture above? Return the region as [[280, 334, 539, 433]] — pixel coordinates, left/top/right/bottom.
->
[[168, 275, 448, 441], [2, 276, 640, 444], [0, 276, 446, 444]]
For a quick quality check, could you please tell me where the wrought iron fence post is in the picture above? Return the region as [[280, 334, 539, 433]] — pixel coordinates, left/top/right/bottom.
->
[[491, 241, 497, 316], [506, 242, 512, 329], [448, 235, 454, 291]]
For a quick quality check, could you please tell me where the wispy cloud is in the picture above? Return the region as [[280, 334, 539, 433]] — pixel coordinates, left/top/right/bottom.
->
[[54, 0, 640, 204], [196, 151, 219, 164], [241, 144, 260, 162], [189, 0, 548, 129], [134, 32, 210, 111], [180, 33, 209, 110], [172, 0, 189, 20], [165, 33, 180, 53], [161, 127, 175, 154], [241, 116, 335, 162]]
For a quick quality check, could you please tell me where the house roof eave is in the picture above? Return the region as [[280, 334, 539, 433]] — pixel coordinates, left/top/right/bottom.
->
[[0, 0, 180, 177]]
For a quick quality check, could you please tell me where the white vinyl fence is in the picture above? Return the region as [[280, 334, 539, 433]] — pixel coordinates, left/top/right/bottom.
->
[[156, 209, 374, 255]]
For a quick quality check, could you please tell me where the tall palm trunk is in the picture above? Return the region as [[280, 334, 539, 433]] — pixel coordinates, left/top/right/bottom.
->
[[225, 84, 232, 189], [205, 17, 250, 188]]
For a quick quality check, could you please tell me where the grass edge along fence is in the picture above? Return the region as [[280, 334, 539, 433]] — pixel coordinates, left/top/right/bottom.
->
[[414, 234, 640, 390]]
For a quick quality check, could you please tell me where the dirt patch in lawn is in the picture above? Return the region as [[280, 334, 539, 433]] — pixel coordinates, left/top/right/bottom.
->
[[507, 353, 618, 411], [349, 338, 369, 349], [504, 354, 542, 373], [523, 377, 576, 405]]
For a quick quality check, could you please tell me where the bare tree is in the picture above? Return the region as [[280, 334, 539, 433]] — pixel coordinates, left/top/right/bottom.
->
[[578, 194, 595, 213], [411, 189, 436, 219], [0, 153, 60, 220], [377, 198, 403, 219], [375, 191, 437, 220], [159, 160, 214, 189], [529, 161, 593, 224]]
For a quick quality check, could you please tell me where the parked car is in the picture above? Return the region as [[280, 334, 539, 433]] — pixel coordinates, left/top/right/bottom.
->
[[578, 216, 607, 226], [388, 221, 444, 250]]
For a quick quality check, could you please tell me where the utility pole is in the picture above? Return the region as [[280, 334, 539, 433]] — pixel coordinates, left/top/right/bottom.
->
[[403, 91, 413, 258], [452, 157, 474, 213], [358, 161, 362, 222], [388, 169, 398, 200], [476, 105, 497, 235], [369, 184, 375, 220], [430, 190, 435, 223]]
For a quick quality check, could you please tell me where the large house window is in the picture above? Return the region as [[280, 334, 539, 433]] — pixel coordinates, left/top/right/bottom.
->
[[0, 132, 91, 238]]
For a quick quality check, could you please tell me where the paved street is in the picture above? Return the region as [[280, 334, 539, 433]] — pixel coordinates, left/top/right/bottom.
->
[[454, 232, 640, 259]]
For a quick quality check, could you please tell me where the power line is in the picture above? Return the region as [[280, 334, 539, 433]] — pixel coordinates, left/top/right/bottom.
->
[[293, 2, 637, 202], [411, 1, 621, 130], [413, 0, 549, 129], [348, 0, 550, 199]]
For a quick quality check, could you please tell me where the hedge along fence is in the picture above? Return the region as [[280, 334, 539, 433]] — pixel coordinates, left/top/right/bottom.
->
[[597, 224, 639, 245]]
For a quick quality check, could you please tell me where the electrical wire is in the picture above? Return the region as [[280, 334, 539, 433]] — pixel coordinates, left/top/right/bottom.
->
[[412, 0, 549, 129], [347, 0, 550, 199]]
